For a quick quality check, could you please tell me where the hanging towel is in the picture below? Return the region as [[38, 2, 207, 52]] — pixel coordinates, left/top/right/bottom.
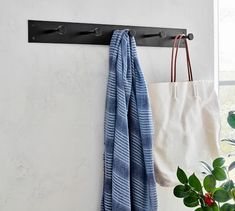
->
[[101, 29, 158, 211]]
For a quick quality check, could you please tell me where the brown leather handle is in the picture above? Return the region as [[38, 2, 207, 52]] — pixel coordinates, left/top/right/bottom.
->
[[171, 34, 193, 82]]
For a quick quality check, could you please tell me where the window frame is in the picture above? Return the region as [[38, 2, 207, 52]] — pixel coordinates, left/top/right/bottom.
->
[[217, 0, 235, 88]]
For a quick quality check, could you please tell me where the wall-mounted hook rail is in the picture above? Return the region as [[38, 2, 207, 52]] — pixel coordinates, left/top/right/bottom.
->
[[28, 20, 193, 47]]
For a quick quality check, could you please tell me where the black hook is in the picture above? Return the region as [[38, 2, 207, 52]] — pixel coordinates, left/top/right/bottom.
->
[[128, 29, 136, 37], [143, 31, 166, 38], [43, 25, 66, 35], [186, 33, 194, 40], [79, 28, 102, 36], [172, 33, 194, 40]]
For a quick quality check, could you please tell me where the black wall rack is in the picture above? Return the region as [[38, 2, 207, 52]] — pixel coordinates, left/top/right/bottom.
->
[[28, 20, 194, 47]]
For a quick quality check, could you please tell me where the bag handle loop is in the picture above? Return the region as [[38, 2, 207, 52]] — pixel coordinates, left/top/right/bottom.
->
[[171, 34, 193, 82]]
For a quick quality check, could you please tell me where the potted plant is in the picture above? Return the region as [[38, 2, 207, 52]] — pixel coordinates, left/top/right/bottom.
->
[[173, 111, 235, 211]]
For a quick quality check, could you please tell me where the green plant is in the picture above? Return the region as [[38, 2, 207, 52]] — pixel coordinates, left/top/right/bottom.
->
[[174, 158, 235, 210], [221, 111, 235, 158], [173, 111, 235, 210], [227, 111, 235, 129]]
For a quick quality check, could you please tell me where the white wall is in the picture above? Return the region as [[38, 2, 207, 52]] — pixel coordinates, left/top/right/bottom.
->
[[0, 0, 215, 210]]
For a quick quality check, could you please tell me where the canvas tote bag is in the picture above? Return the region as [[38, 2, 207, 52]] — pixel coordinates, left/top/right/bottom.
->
[[148, 34, 221, 187]]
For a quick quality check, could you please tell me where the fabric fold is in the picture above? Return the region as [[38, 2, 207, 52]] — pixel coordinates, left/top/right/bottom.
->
[[101, 29, 157, 211]]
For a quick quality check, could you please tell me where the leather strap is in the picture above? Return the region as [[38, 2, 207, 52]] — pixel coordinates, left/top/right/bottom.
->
[[171, 34, 193, 82]]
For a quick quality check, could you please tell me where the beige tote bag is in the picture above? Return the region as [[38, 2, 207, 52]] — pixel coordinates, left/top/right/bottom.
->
[[148, 34, 221, 187]]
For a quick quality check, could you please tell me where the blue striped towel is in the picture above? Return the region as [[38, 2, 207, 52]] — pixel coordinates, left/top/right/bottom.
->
[[101, 29, 158, 211]]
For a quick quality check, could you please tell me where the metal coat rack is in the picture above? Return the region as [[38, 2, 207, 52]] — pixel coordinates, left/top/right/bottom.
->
[[28, 20, 194, 47]]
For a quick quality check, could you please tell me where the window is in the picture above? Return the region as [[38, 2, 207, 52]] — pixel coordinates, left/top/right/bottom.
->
[[219, 0, 235, 177]]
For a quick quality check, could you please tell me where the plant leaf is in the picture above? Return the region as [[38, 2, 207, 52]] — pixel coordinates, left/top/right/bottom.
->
[[213, 189, 231, 202], [211, 203, 220, 211], [231, 188, 235, 200], [173, 185, 191, 198], [228, 161, 235, 171], [212, 167, 227, 181], [200, 161, 213, 173], [220, 203, 235, 211], [183, 196, 199, 207], [189, 173, 202, 192], [202, 207, 213, 211], [195, 208, 203, 211], [177, 167, 188, 184], [227, 111, 235, 129], [212, 157, 225, 168], [203, 175, 216, 192], [222, 180, 234, 192]]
